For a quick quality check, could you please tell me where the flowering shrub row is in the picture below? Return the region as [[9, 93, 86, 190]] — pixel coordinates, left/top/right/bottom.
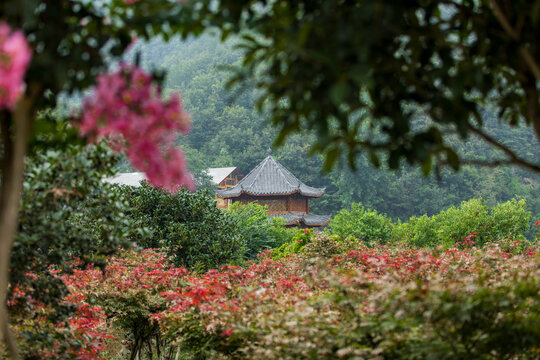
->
[[153, 238, 539, 359], [8, 235, 538, 359]]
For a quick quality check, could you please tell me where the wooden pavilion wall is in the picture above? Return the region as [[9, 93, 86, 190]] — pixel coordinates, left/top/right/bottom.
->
[[230, 193, 309, 214]]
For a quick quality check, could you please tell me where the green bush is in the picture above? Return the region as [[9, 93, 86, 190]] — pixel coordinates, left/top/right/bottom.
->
[[329, 203, 393, 244], [303, 234, 360, 257], [13, 144, 133, 299], [489, 199, 531, 241], [403, 198, 532, 248], [271, 231, 362, 259], [120, 184, 246, 271], [227, 202, 296, 260], [435, 198, 491, 245], [272, 229, 314, 258], [404, 214, 439, 247]]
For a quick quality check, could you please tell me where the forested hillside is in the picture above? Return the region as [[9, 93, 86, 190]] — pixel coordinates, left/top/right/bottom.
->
[[127, 34, 539, 224]]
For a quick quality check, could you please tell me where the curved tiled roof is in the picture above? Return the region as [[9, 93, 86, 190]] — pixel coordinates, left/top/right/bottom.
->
[[216, 156, 325, 198], [269, 213, 331, 227], [207, 167, 239, 184], [103, 168, 239, 188]]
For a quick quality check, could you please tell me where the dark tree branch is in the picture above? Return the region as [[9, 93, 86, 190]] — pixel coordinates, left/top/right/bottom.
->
[[519, 76, 540, 144], [0, 112, 20, 360], [459, 159, 521, 167], [489, 0, 540, 81], [467, 124, 540, 172]]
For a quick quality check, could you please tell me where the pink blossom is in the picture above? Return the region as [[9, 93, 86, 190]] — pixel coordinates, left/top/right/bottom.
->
[[221, 329, 234, 337], [78, 64, 194, 192], [0, 22, 32, 109]]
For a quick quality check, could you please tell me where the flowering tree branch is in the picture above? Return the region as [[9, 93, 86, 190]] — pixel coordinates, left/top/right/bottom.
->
[[77, 64, 195, 192]]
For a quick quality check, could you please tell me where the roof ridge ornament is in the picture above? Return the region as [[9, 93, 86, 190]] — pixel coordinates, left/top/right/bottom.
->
[[267, 148, 272, 156]]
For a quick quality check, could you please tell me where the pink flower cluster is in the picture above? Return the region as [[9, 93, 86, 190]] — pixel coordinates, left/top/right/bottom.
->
[[79, 64, 195, 192], [0, 22, 32, 109]]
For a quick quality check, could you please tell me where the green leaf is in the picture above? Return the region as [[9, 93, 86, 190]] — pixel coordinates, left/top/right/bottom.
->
[[330, 81, 350, 107], [323, 147, 340, 173], [421, 155, 432, 176], [445, 149, 460, 171]]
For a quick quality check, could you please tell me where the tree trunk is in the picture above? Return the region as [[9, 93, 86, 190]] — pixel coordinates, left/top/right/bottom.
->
[[130, 333, 141, 360], [0, 93, 34, 360]]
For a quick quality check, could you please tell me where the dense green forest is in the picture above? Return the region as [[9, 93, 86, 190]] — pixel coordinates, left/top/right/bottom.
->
[[122, 34, 539, 226]]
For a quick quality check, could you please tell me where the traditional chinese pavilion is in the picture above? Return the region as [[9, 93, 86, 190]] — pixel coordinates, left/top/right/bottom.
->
[[216, 154, 331, 227]]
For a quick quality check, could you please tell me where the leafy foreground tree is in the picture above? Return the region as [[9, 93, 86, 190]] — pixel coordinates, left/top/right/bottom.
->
[[134, 36, 540, 219], [0, 2, 197, 358]]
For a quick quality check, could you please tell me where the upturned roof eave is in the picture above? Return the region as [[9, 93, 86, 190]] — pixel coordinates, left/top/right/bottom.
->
[[216, 188, 325, 199], [304, 219, 331, 226], [271, 214, 331, 227]]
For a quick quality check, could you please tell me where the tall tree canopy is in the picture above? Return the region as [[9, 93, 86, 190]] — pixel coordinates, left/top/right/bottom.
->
[[173, 0, 540, 173], [131, 34, 539, 223], [0, 1, 195, 357]]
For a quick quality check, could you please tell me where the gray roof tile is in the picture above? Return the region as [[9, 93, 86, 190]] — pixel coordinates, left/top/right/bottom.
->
[[216, 156, 325, 198]]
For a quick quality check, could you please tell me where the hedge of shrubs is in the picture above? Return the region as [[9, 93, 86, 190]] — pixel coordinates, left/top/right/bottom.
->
[[118, 181, 534, 268], [7, 237, 539, 359], [330, 198, 533, 247], [396, 198, 531, 247]]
